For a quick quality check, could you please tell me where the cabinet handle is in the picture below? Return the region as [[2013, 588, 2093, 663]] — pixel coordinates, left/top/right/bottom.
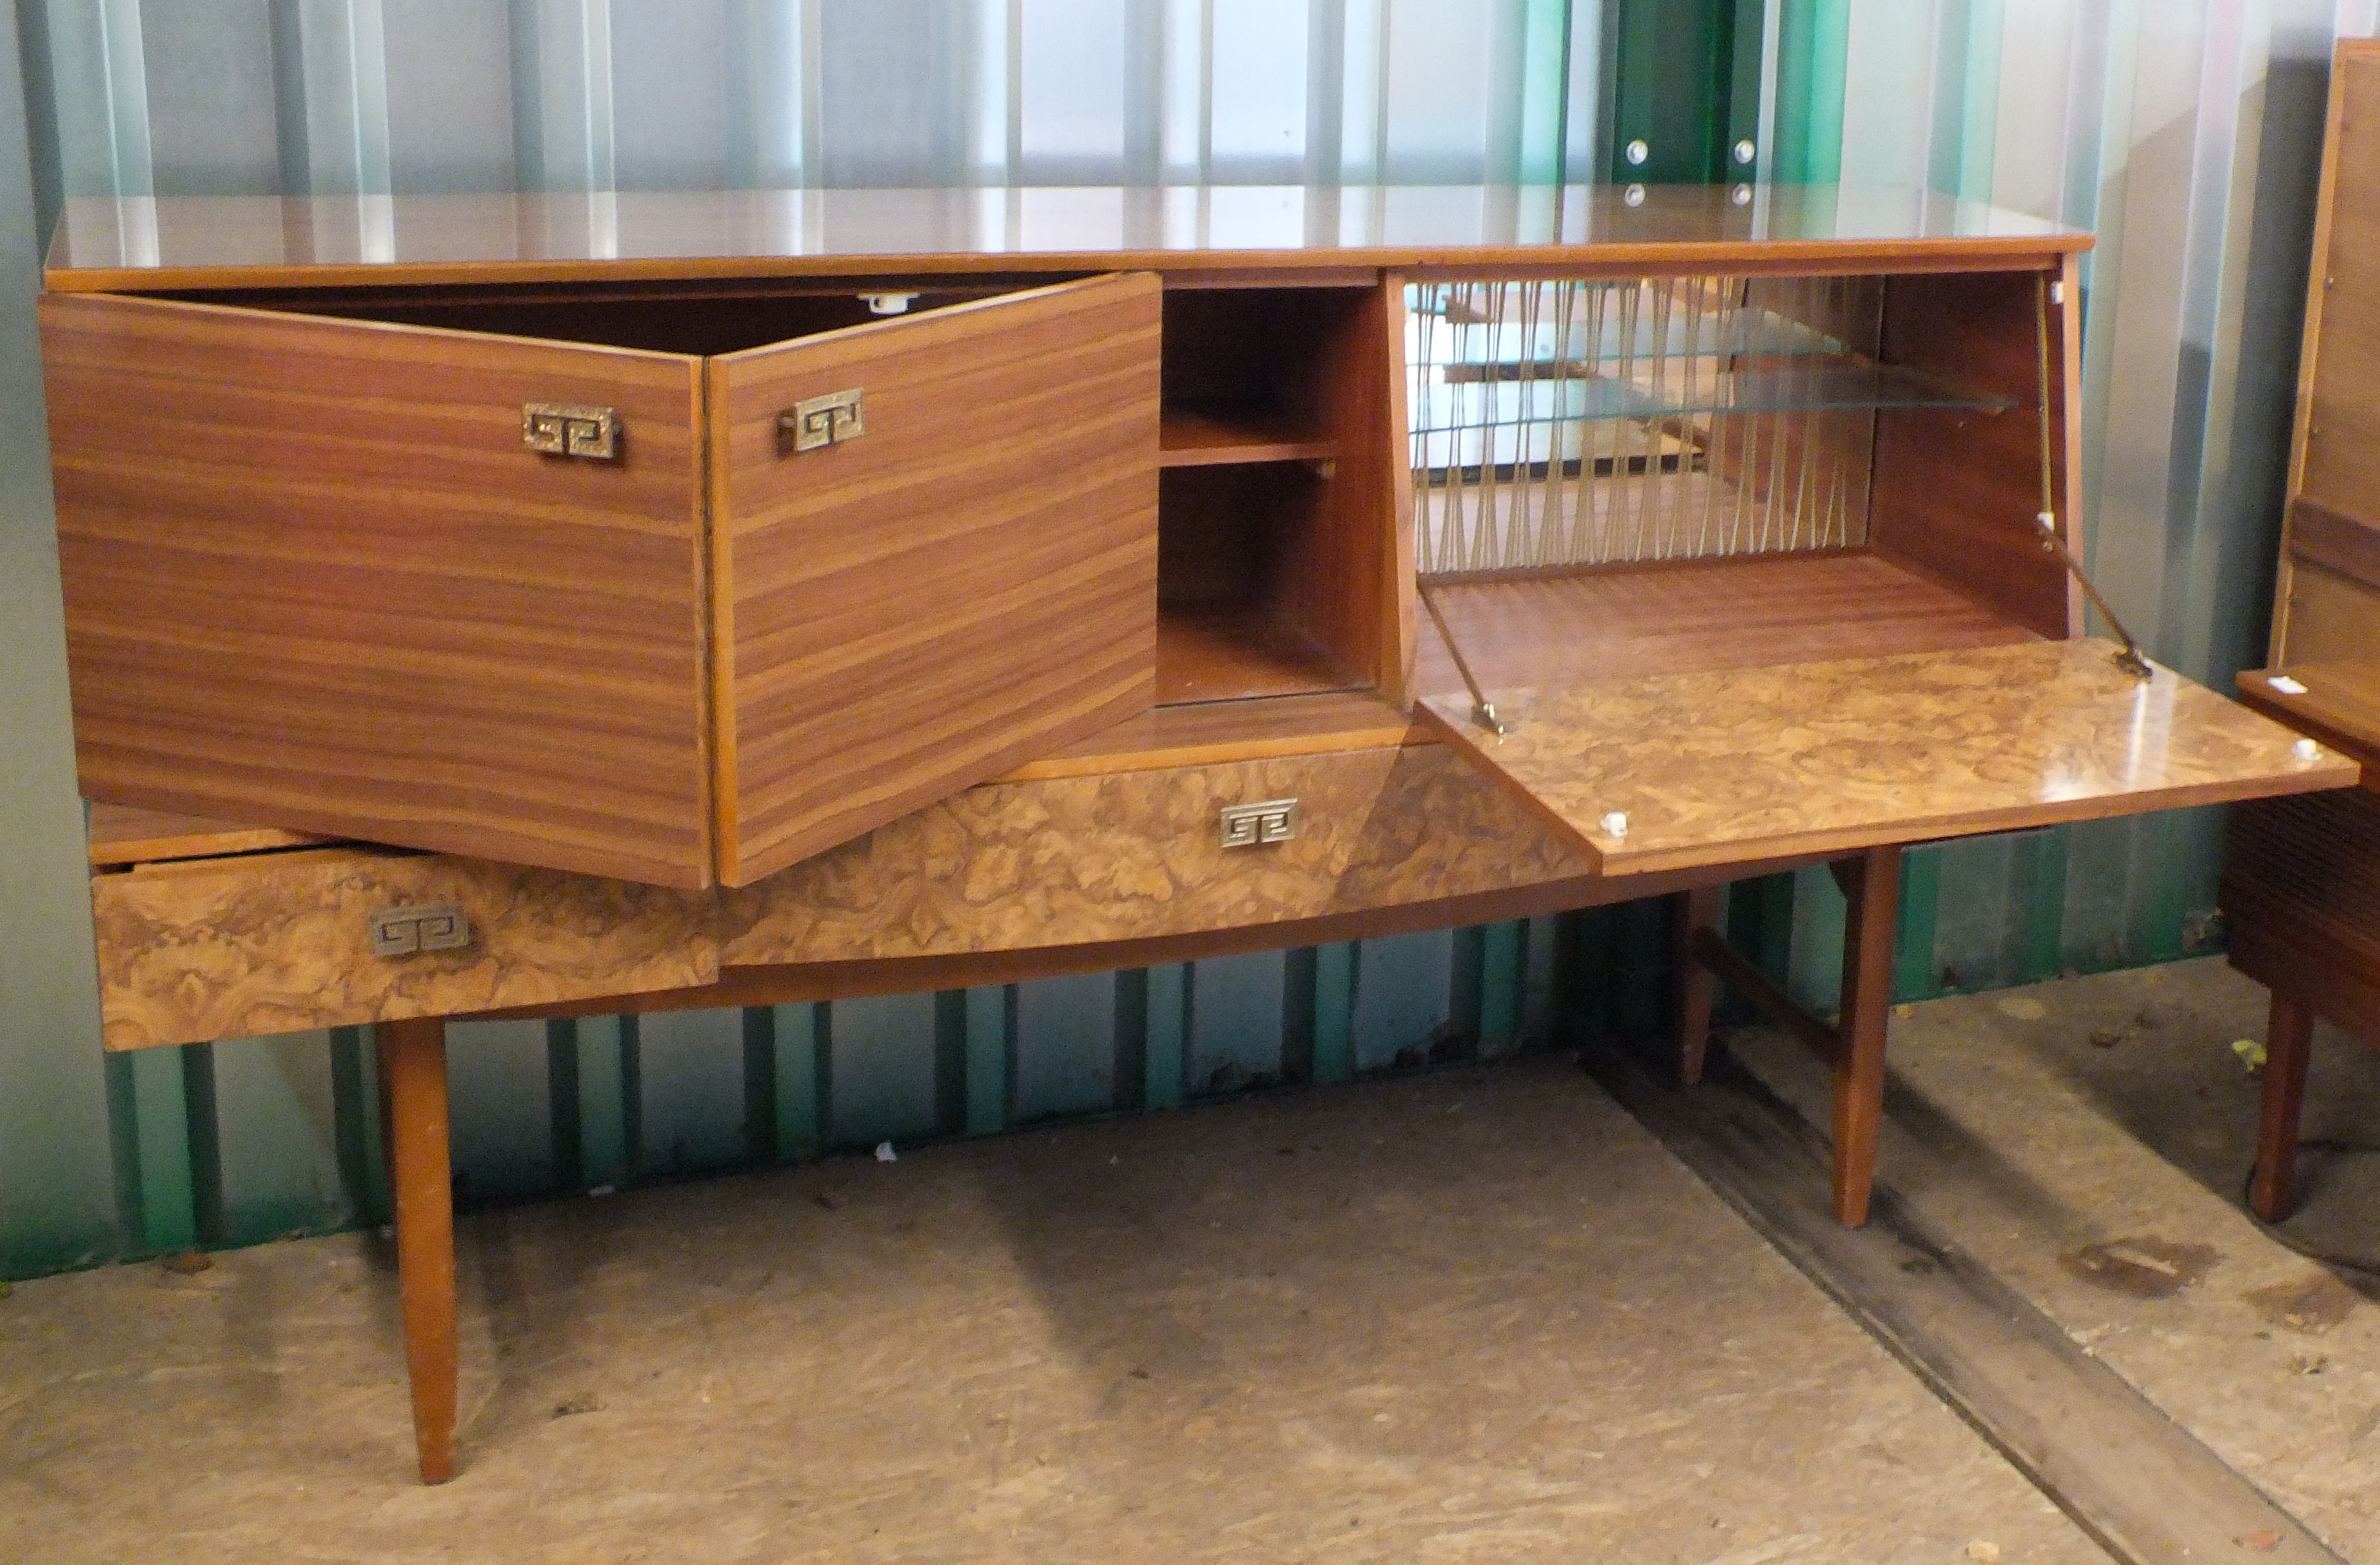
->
[[368, 901, 473, 957], [522, 403, 619, 461], [779, 389, 866, 453], [1219, 799, 1299, 848]]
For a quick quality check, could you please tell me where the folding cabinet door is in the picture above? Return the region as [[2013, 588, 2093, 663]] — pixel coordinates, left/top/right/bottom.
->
[[708, 273, 1162, 886], [42, 293, 715, 887]]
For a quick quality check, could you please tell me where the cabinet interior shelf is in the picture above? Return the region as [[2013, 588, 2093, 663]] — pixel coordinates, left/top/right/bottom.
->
[[1414, 549, 2037, 697], [1158, 407, 1337, 468], [1156, 608, 1363, 704], [1417, 360, 2017, 428]]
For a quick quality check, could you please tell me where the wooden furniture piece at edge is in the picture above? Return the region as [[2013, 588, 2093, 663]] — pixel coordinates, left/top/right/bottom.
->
[[2224, 38, 2380, 1222]]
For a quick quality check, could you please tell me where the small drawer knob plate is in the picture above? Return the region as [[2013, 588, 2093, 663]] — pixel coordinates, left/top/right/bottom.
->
[[369, 901, 473, 958], [522, 403, 619, 460], [1219, 798, 1299, 848]]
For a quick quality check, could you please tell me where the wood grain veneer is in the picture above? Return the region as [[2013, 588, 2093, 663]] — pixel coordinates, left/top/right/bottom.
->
[[44, 185, 2089, 296], [1156, 409, 1333, 466], [706, 274, 1161, 887], [1412, 550, 2034, 696], [2225, 43, 2380, 1228], [2236, 663, 2380, 779], [1867, 269, 2073, 639], [2271, 43, 2380, 656], [2287, 495, 2380, 592], [2294, 54, 2380, 532], [718, 743, 1590, 968], [90, 845, 717, 1049], [88, 740, 1583, 1042], [1154, 285, 1394, 694], [87, 802, 328, 866], [378, 1016, 458, 1484], [1419, 638, 2357, 876], [41, 291, 715, 887], [1155, 610, 1359, 704], [999, 690, 1420, 781]]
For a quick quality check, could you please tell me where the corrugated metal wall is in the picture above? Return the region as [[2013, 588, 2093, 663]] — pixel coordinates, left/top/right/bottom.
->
[[0, 0, 2360, 1277], [1747, 0, 2375, 1020]]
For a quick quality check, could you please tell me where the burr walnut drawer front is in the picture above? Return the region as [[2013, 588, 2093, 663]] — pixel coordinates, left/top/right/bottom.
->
[[720, 741, 1593, 966], [87, 742, 1587, 1049], [89, 847, 718, 1051]]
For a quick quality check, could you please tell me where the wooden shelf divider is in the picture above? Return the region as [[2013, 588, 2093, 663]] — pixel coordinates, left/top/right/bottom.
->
[[1158, 407, 1337, 468]]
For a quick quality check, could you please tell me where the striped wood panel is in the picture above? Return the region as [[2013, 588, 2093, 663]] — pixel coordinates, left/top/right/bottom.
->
[[2297, 53, 2380, 528], [707, 274, 1161, 885], [40, 292, 714, 888]]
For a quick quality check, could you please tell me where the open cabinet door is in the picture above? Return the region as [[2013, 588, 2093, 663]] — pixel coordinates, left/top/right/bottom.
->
[[709, 274, 1161, 887], [42, 292, 715, 888], [1419, 638, 2356, 877]]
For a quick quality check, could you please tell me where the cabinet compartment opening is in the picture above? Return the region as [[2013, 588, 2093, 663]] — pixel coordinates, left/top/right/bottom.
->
[[1158, 464, 1364, 704], [1152, 284, 1395, 704], [162, 283, 1031, 357], [1409, 269, 2065, 699]]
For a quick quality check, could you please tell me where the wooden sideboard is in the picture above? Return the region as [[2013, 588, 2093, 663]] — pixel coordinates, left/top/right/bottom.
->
[[2225, 40, 2380, 1222], [44, 181, 2354, 1483]]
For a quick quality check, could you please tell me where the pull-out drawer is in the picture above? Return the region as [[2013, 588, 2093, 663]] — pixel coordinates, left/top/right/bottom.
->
[[89, 842, 718, 1051], [87, 740, 1589, 1047], [43, 275, 1162, 891], [720, 741, 1589, 965]]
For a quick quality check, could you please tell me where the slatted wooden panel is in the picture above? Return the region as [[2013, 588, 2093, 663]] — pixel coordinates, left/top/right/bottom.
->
[[41, 292, 715, 888], [707, 275, 1162, 886]]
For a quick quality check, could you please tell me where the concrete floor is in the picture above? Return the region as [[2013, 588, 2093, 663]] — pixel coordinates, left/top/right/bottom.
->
[[1731, 957, 2380, 1562], [0, 957, 2369, 1563]]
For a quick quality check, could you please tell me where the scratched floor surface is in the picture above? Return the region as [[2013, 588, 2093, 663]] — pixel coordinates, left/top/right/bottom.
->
[[0, 1057, 2099, 1564], [1731, 956, 2380, 1564]]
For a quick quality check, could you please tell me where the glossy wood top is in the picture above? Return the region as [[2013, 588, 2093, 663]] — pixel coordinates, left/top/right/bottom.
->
[[1421, 639, 2359, 876], [2238, 662, 2380, 776], [45, 183, 2088, 294]]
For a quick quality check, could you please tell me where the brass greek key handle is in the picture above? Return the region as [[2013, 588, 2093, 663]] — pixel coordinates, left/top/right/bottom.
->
[[779, 389, 866, 453], [522, 403, 619, 461]]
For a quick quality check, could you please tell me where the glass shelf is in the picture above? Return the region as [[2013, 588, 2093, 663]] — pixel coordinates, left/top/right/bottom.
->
[[1422, 313, 1853, 367], [1412, 360, 2016, 428]]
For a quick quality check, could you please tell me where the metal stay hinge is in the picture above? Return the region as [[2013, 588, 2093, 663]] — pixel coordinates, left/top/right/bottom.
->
[[779, 389, 866, 453], [368, 901, 473, 958], [1418, 583, 1509, 735], [522, 403, 619, 461], [2031, 277, 2149, 682]]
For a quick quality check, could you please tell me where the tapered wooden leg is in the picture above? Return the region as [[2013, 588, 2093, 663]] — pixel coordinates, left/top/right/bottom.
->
[[2250, 993, 2316, 1222], [1831, 845, 1902, 1227], [1674, 885, 1723, 1085], [378, 1016, 458, 1484]]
